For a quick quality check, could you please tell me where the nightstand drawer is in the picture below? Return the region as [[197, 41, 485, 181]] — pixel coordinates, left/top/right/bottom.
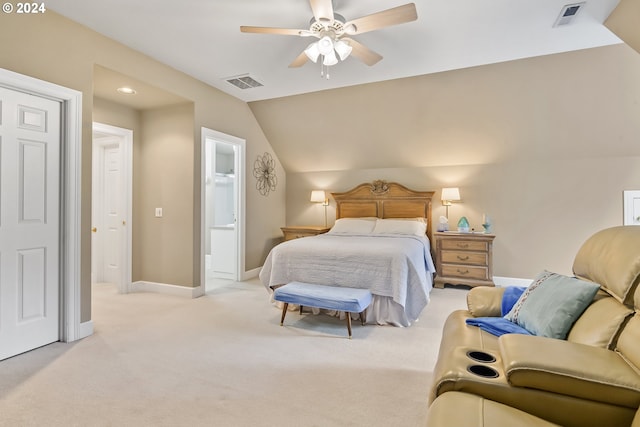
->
[[441, 264, 489, 280], [441, 250, 488, 266], [441, 239, 488, 251]]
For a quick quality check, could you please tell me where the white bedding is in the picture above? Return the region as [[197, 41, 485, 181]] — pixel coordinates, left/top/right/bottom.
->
[[259, 233, 436, 326]]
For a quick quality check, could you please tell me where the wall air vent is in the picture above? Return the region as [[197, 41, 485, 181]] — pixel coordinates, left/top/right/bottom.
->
[[553, 2, 585, 27], [224, 74, 264, 90]]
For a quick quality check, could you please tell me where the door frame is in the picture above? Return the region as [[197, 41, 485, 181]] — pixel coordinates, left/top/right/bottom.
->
[[92, 122, 133, 294], [200, 127, 246, 292], [0, 68, 84, 342]]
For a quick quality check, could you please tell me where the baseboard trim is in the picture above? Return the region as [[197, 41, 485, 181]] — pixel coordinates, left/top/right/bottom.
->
[[242, 267, 261, 281], [131, 281, 201, 298], [78, 320, 94, 339], [493, 276, 533, 287]]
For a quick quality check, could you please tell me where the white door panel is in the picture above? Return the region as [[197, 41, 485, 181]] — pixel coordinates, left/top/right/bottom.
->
[[0, 86, 60, 360], [103, 144, 123, 284], [92, 123, 132, 293]]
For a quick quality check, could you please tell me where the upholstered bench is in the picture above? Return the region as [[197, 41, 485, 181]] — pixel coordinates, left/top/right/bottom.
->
[[273, 282, 373, 338]]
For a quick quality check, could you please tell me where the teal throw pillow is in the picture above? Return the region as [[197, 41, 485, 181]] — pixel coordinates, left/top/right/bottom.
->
[[504, 270, 600, 339]]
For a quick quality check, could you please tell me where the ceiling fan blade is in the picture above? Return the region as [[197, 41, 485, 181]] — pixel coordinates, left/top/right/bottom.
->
[[240, 26, 309, 36], [309, 0, 334, 22], [343, 38, 383, 66], [344, 3, 418, 35], [289, 51, 309, 68]]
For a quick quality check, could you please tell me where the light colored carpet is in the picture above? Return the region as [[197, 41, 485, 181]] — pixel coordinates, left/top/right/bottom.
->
[[0, 279, 468, 427]]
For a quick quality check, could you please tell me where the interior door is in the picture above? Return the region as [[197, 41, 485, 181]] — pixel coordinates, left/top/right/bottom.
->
[[0, 86, 61, 360], [92, 122, 132, 294], [95, 138, 124, 285]]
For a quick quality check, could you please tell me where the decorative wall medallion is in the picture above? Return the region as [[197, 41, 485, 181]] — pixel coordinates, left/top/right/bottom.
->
[[253, 152, 277, 196], [370, 180, 389, 195]]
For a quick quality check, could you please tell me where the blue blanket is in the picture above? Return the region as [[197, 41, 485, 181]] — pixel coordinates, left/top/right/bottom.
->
[[501, 286, 527, 316], [466, 317, 532, 337], [465, 286, 531, 337]]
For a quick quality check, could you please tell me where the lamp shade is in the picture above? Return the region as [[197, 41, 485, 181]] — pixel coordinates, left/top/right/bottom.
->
[[441, 187, 461, 202], [304, 42, 321, 63], [310, 190, 326, 203], [322, 50, 338, 66], [334, 40, 352, 61]]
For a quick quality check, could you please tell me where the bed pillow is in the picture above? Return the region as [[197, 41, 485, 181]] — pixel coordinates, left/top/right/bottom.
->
[[328, 218, 376, 234], [372, 218, 427, 236], [504, 270, 600, 339]]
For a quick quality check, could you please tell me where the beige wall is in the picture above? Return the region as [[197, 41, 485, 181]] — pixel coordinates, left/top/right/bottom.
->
[[287, 155, 640, 279], [93, 98, 198, 286], [0, 11, 286, 322], [259, 44, 640, 280], [138, 104, 195, 285], [606, 0, 640, 54]]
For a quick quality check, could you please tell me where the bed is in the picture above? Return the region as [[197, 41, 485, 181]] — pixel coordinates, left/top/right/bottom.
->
[[259, 180, 436, 326]]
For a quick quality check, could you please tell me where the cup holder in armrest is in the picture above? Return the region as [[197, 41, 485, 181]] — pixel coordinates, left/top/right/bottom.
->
[[467, 364, 499, 378], [466, 350, 496, 363]]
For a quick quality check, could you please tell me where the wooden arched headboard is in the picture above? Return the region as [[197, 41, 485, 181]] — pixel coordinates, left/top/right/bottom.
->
[[331, 180, 435, 241]]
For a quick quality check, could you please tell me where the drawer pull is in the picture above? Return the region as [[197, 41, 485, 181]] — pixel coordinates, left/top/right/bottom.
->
[[456, 243, 469, 248], [457, 255, 470, 261], [457, 269, 470, 275]]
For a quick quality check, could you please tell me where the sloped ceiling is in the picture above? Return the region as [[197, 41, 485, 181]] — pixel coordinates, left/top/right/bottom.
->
[[249, 0, 640, 174], [249, 43, 640, 174], [605, 0, 640, 53], [49, 0, 621, 102]]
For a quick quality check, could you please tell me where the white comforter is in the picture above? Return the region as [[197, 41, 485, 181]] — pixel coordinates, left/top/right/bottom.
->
[[259, 233, 436, 326]]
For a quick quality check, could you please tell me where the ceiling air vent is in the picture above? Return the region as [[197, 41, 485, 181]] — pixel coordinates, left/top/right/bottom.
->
[[224, 74, 263, 90], [553, 2, 585, 27]]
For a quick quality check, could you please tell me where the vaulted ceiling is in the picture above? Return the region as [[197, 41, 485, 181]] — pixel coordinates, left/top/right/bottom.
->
[[50, 0, 640, 175], [50, 0, 621, 102]]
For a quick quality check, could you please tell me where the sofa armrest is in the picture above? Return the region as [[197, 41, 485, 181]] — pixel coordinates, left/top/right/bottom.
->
[[467, 287, 506, 317], [499, 334, 640, 408]]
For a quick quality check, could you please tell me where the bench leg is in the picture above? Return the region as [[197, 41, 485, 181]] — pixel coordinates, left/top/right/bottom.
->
[[280, 303, 289, 326], [359, 309, 367, 325], [346, 312, 352, 339]]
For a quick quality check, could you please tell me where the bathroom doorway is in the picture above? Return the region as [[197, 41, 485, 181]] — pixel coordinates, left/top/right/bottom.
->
[[201, 128, 245, 291]]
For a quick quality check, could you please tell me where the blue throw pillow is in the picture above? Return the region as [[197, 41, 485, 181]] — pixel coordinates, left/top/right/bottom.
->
[[504, 271, 600, 339]]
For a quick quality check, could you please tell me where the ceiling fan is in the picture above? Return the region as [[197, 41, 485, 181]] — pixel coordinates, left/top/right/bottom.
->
[[240, 1, 418, 76]]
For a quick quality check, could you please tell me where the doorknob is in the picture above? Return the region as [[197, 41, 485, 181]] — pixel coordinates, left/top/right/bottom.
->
[[91, 227, 97, 233]]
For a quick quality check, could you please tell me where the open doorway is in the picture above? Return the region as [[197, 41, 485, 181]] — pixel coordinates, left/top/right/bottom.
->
[[91, 122, 132, 293], [201, 128, 246, 292]]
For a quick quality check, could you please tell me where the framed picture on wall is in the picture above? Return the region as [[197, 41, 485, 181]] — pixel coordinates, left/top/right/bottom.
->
[[623, 191, 640, 225]]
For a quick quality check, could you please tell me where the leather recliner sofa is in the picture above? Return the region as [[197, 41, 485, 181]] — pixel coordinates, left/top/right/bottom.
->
[[427, 226, 640, 427]]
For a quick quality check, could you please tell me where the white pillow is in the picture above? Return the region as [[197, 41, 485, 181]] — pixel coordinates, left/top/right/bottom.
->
[[328, 218, 377, 234], [372, 219, 427, 236]]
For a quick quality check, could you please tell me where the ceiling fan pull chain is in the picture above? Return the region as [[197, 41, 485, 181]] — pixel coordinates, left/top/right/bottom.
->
[[319, 62, 330, 80]]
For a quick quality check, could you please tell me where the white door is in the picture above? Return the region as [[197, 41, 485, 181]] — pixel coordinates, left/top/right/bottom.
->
[[95, 139, 123, 284], [0, 86, 61, 360], [92, 123, 132, 293]]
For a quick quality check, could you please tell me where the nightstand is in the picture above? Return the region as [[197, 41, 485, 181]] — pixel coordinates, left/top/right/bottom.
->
[[434, 232, 495, 288], [281, 225, 330, 241]]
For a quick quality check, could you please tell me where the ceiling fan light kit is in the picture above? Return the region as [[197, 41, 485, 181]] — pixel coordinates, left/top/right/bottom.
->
[[240, 1, 417, 78], [334, 40, 353, 60]]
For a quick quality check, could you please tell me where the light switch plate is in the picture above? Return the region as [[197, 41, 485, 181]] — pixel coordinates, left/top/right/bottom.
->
[[155, 207, 163, 218]]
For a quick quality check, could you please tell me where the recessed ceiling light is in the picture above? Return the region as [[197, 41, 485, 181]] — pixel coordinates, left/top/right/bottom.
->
[[117, 87, 137, 95]]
